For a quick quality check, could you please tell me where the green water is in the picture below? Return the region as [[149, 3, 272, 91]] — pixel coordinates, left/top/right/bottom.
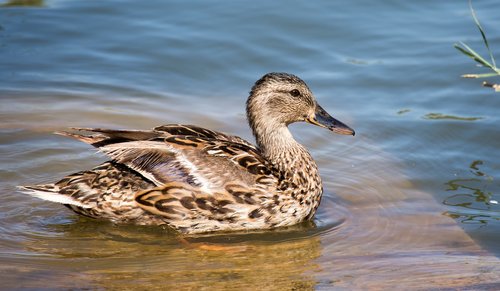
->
[[0, 0, 499, 289]]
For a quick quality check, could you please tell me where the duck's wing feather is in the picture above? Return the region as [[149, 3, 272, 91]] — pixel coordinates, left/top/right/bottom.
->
[[96, 134, 276, 190]]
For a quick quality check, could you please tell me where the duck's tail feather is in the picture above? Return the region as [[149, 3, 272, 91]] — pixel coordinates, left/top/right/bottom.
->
[[17, 185, 92, 209]]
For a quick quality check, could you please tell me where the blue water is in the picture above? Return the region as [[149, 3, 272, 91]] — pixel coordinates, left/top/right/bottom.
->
[[1, 0, 499, 289]]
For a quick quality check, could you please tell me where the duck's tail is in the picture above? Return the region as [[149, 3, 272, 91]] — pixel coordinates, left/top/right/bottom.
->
[[17, 184, 91, 208]]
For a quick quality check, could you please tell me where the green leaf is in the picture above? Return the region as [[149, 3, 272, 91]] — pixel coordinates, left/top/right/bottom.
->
[[469, 0, 496, 68], [454, 43, 476, 58], [455, 42, 493, 68]]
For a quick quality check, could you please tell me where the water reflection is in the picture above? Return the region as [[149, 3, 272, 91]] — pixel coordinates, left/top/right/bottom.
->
[[424, 113, 482, 121], [443, 160, 499, 226], [16, 218, 323, 289]]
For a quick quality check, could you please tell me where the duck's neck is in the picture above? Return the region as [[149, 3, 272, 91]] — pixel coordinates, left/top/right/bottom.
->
[[255, 126, 296, 163], [253, 124, 319, 182]]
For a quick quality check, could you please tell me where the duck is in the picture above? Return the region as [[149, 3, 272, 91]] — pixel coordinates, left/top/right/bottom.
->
[[19, 72, 355, 234]]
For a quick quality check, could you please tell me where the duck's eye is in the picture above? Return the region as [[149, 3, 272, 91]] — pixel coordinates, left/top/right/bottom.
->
[[290, 89, 301, 97]]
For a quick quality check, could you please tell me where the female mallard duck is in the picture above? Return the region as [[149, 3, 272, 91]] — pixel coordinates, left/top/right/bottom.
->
[[20, 72, 354, 234]]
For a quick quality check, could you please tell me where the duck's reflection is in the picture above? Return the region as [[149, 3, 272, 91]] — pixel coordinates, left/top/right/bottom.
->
[[20, 219, 324, 289]]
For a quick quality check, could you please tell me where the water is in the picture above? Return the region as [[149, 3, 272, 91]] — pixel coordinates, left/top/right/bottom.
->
[[1, 0, 499, 289]]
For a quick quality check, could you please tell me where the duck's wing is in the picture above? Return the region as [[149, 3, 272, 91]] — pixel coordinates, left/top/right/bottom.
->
[[96, 134, 276, 189], [57, 125, 269, 187]]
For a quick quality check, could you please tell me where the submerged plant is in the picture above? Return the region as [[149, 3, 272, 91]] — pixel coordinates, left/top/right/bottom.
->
[[454, 0, 500, 91]]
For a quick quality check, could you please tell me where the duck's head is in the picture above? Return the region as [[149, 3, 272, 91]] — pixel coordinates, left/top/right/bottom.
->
[[246, 72, 355, 136]]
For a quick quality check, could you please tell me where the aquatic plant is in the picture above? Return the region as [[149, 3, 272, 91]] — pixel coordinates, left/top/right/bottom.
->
[[454, 0, 500, 91]]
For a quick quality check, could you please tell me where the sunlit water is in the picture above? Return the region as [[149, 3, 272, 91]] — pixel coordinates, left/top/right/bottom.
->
[[1, 0, 499, 289]]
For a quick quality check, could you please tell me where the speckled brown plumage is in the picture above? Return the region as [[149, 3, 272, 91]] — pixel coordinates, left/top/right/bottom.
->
[[19, 72, 354, 234]]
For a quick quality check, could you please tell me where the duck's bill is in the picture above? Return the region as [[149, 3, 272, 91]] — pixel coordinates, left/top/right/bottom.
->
[[307, 104, 355, 136]]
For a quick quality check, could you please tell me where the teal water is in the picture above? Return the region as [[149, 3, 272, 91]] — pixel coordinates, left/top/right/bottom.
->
[[1, 0, 499, 289]]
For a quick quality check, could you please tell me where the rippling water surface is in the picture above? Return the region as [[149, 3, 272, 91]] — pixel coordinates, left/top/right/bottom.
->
[[1, 0, 499, 289]]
